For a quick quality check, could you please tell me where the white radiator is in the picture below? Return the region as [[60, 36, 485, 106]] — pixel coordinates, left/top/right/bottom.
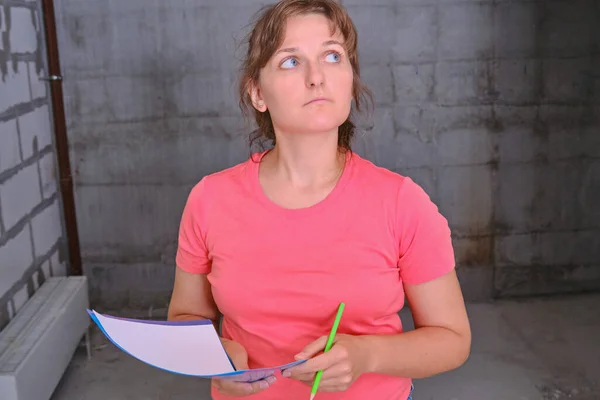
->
[[0, 276, 90, 400]]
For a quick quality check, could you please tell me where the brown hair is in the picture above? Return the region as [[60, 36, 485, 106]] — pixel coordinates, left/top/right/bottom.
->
[[237, 0, 373, 152]]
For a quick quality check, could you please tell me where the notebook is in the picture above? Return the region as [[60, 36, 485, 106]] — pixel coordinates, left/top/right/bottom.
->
[[88, 310, 305, 382]]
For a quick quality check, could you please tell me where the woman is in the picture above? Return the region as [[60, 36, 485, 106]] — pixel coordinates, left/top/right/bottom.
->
[[167, 1, 471, 399]]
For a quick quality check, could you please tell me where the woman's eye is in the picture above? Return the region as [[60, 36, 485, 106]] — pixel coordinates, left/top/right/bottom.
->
[[325, 52, 341, 63], [281, 58, 299, 69]]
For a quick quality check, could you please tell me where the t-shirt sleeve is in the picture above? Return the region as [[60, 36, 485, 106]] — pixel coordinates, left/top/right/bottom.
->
[[396, 177, 455, 285], [175, 178, 212, 274]]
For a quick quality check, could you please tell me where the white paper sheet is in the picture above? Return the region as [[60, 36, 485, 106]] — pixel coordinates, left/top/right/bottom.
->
[[88, 310, 305, 382]]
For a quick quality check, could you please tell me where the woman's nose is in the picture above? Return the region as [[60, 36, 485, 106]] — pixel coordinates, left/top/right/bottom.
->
[[306, 62, 325, 88]]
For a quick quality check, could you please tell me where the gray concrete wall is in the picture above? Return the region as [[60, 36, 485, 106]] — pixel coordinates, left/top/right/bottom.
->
[[53, 0, 600, 309], [0, 0, 68, 331]]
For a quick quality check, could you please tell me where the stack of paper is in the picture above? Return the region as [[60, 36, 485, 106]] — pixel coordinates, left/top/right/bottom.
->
[[88, 310, 304, 382]]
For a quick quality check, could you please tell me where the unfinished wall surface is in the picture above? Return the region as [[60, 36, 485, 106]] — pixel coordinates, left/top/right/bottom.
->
[[53, 0, 600, 309], [0, 0, 67, 330]]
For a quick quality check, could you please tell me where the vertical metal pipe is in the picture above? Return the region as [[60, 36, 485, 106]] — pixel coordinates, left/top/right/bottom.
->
[[40, 0, 82, 276]]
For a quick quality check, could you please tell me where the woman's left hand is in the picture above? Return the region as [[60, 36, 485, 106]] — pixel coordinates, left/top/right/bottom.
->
[[281, 334, 372, 392]]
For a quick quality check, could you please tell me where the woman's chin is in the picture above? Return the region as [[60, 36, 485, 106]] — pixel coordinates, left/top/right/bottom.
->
[[274, 115, 350, 137], [299, 118, 348, 135]]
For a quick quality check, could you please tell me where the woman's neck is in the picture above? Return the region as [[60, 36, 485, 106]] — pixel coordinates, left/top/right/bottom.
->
[[263, 131, 345, 189]]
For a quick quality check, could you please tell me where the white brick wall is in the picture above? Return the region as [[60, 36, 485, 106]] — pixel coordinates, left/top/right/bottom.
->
[[39, 151, 58, 199], [31, 198, 62, 258], [0, 163, 41, 230], [51, 250, 67, 277], [0, 10, 5, 53], [0, 63, 30, 112], [0, 4, 66, 330], [9, 7, 38, 53], [0, 228, 34, 296], [0, 119, 21, 173], [29, 67, 48, 100], [19, 105, 53, 158]]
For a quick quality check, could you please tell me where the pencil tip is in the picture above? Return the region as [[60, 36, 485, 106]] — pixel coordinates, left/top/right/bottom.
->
[[309, 395, 315, 400]]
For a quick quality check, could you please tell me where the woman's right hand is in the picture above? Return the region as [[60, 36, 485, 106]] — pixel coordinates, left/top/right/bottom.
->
[[211, 338, 277, 396]]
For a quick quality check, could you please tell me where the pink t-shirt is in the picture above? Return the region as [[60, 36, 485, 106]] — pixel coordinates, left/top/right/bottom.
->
[[176, 151, 455, 400]]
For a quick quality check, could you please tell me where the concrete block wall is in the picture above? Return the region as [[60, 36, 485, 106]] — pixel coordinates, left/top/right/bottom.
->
[[0, 0, 67, 330], [52, 0, 599, 308]]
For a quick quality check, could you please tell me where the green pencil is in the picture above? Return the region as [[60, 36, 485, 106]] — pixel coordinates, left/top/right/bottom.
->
[[310, 302, 345, 400]]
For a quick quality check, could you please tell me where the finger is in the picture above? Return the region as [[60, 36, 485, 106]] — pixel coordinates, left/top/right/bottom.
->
[[290, 371, 316, 382], [295, 379, 346, 393], [292, 362, 349, 384], [314, 374, 354, 392], [249, 376, 276, 394], [216, 381, 263, 397], [213, 379, 253, 396], [285, 348, 344, 378], [295, 335, 328, 360], [213, 376, 276, 396], [320, 363, 351, 381]]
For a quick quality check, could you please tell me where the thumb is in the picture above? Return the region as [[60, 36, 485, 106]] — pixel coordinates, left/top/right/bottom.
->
[[295, 336, 329, 360]]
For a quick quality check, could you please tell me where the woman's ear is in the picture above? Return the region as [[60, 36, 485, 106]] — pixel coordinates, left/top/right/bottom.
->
[[249, 83, 268, 113]]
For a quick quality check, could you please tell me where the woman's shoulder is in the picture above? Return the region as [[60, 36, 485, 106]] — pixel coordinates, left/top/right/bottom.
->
[[351, 153, 434, 206], [351, 152, 410, 189], [186, 155, 256, 202]]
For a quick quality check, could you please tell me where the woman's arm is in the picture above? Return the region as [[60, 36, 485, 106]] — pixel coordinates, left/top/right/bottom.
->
[[167, 266, 220, 329], [362, 269, 471, 378], [168, 267, 276, 395], [282, 269, 470, 389]]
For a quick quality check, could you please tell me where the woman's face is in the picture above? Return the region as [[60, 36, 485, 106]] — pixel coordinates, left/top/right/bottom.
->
[[251, 13, 354, 137]]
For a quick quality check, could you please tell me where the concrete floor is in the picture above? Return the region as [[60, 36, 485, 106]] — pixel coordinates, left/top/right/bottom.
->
[[51, 293, 600, 400]]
